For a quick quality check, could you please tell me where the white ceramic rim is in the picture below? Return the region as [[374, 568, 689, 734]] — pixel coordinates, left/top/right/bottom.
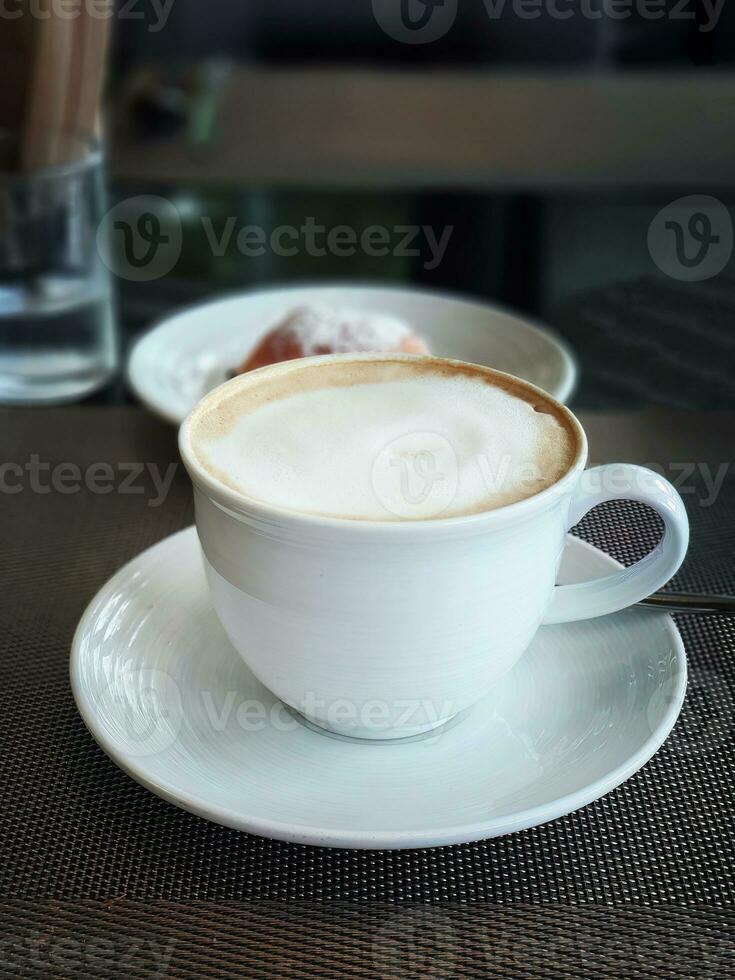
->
[[178, 352, 588, 538], [127, 282, 579, 424], [69, 530, 687, 849]]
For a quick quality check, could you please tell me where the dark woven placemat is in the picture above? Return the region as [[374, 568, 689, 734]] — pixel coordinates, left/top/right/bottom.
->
[[557, 275, 735, 411], [0, 406, 732, 976]]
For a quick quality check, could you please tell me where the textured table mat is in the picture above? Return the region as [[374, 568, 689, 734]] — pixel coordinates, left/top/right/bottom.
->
[[0, 406, 733, 977], [557, 275, 735, 411]]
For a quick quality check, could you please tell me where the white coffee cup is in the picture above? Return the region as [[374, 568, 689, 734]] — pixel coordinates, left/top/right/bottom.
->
[[179, 354, 689, 740]]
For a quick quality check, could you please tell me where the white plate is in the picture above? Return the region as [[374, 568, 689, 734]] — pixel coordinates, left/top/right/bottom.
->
[[127, 284, 577, 424], [71, 528, 685, 849]]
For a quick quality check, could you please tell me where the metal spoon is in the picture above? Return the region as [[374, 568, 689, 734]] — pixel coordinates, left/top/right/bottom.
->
[[637, 592, 735, 616]]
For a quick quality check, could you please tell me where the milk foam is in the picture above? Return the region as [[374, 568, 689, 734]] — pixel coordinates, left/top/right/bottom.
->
[[192, 360, 577, 521]]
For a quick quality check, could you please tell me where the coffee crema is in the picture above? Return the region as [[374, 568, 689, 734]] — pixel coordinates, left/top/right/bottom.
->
[[189, 355, 580, 521]]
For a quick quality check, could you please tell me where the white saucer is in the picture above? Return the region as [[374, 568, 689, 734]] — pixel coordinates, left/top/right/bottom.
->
[[127, 284, 577, 424], [71, 528, 685, 849]]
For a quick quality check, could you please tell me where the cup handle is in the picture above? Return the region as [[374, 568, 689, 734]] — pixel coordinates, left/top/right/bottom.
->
[[542, 464, 689, 625]]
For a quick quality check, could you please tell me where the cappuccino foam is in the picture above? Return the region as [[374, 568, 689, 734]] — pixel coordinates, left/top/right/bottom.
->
[[190, 358, 577, 521]]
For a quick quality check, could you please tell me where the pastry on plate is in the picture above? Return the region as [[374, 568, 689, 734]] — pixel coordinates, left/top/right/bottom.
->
[[234, 305, 430, 373]]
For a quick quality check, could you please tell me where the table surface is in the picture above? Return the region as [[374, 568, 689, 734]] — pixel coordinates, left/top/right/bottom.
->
[[1, 404, 733, 978]]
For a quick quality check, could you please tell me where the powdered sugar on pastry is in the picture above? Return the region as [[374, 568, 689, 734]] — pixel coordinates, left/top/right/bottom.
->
[[236, 305, 430, 372]]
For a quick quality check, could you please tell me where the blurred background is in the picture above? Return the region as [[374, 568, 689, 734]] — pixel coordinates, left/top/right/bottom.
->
[[3, 0, 735, 410]]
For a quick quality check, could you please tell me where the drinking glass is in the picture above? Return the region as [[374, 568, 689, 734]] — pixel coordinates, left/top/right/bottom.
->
[[0, 130, 117, 403]]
